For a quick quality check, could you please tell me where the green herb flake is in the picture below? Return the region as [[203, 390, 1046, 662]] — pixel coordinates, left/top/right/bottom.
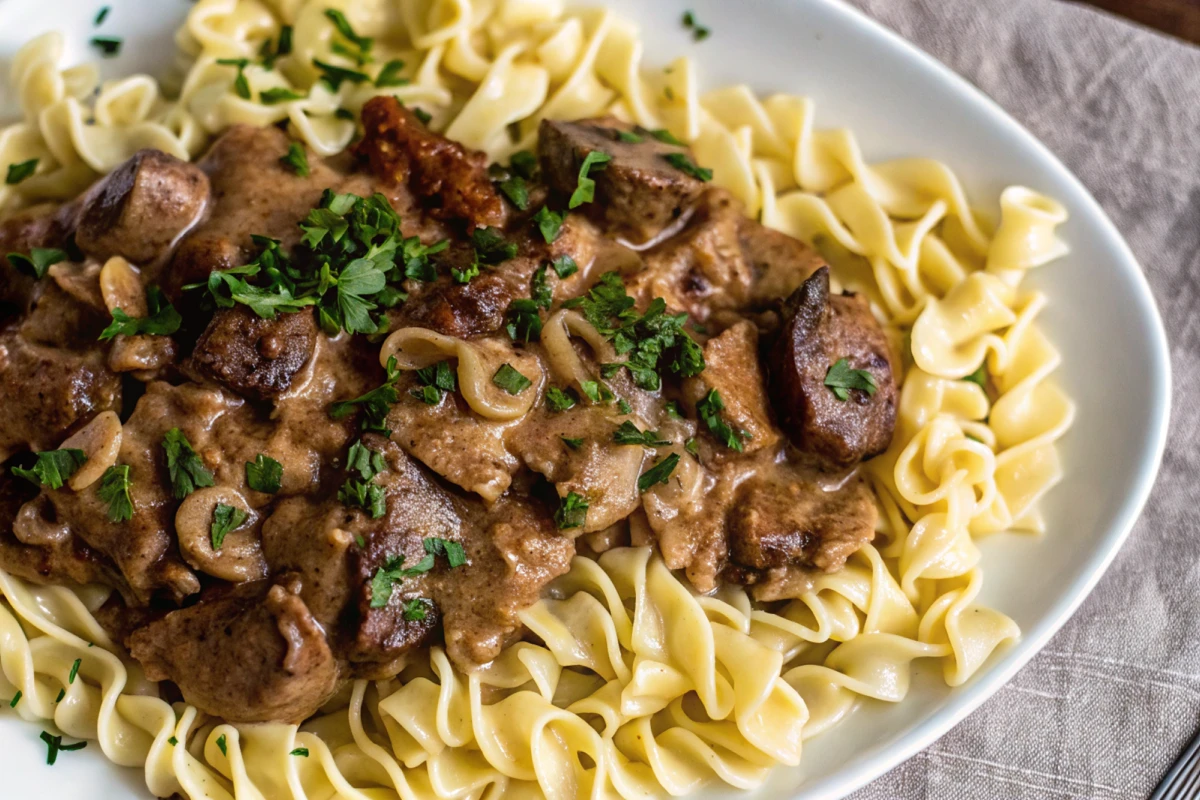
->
[[569, 150, 612, 209], [498, 174, 530, 210], [532, 206, 566, 243], [493, 363, 532, 395], [245, 454, 283, 494], [696, 389, 750, 452], [561, 436, 584, 450], [162, 429, 215, 500], [663, 152, 712, 181], [55, 689, 65, 703], [616, 398, 633, 415], [369, 552, 436, 608], [324, 9, 373, 64], [94, 6, 110, 25], [554, 491, 589, 530], [261, 87, 306, 105], [964, 363, 988, 390], [375, 58, 407, 87], [211, 503, 248, 550], [614, 129, 643, 143], [471, 227, 518, 264], [90, 36, 121, 57], [68, 657, 81, 685], [545, 387, 578, 412], [685, 437, 699, 456], [9, 691, 21, 707], [643, 127, 685, 146], [168, 736, 178, 746], [579, 380, 613, 404], [11, 449, 86, 490], [288, 746, 309, 757], [216, 734, 227, 756], [823, 358, 879, 401], [638, 453, 680, 493], [313, 58, 369, 90], [40, 731, 87, 765], [7, 247, 67, 279], [330, 355, 401, 434], [97, 465, 133, 522], [663, 401, 682, 419], [510, 150, 538, 180], [216, 58, 252, 100], [99, 286, 181, 340], [423, 536, 467, 568], [412, 107, 432, 125], [613, 420, 669, 447], [551, 255, 578, 279], [5, 158, 38, 185]]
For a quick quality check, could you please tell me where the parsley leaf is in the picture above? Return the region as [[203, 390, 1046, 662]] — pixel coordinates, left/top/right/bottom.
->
[[696, 389, 750, 451], [211, 503, 248, 550], [162, 429, 215, 500], [375, 58, 407, 87], [7, 247, 67, 279], [505, 264, 553, 342], [532, 206, 566, 243], [245, 454, 283, 494], [94, 6, 110, 25], [324, 9, 373, 64], [640, 127, 685, 146], [216, 58, 252, 99], [330, 356, 401, 434], [579, 380, 613, 404], [313, 58, 369, 90], [471, 227, 518, 264], [90, 36, 121, 57], [369, 552, 436, 608], [493, 363, 532, 395], [554, 492, 589, 530], [613, 420, 669, 447], [217, 735, 227, 756], [550, 255, 578, 278], [99, 286, 181, 340], [339, 476, 386, 518], [614, 129, 643, 143], [413, 360, 456, 403], [561, 436, 584, 450], [423, 536, 467, 568], [569, 150, 612, 209], [546, 387, 578, 412], [5, 158, 37, 184], [964, 363, 988, 390], [291, 748, 309, 757], [823, 358, 879, 401], [403, 598, 428, 621], [345, 439, 387, 482], [40, 731, 86, 765], [510, 150, 538, 180], [262, 87, 306, 105], [259, 26, 293, 68], [663, 152, 713, 181], [616, 398, 633, 415], [638, 453, 680, 493], [11, 449, 86, 490], [97, 465, 133, 522], [498, 174, 530, 210]]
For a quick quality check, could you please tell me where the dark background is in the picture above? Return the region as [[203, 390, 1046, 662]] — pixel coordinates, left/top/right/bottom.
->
[[1079, 0, 1200, 42]]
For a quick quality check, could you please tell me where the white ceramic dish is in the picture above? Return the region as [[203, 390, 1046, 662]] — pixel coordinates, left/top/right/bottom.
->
[[0, 0, 1171, 798]]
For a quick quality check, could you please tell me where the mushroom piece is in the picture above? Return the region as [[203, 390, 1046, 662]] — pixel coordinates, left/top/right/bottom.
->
[[60, 410, 122, 490], [98, 256, 147, 317], [174, 486, 268, 583]]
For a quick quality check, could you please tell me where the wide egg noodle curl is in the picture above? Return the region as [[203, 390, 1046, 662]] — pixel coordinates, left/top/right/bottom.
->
[[0, 0, 1075, 796]]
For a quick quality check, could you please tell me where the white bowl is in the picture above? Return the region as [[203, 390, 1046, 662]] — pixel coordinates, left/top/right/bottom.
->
[[0, 1, 1170, 798]]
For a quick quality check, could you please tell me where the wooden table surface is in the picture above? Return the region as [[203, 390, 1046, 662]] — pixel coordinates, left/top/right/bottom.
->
[[1079, 0, 1200, 43]]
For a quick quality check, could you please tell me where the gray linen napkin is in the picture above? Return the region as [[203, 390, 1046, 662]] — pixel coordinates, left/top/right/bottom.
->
[[839, 1, 1200, 797]]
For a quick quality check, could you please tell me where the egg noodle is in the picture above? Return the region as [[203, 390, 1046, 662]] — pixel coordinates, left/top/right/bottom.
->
[[0, 1, 1074, 797]]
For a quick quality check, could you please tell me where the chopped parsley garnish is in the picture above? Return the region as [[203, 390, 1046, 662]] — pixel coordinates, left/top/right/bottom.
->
[[216, 58, 252, 100], [94, 6, 110, 25], [97, 465, 133, 522], [638, 453, 680, 493], [546, 387, 578, 412], [313, 58, 369, 90], [9, 691, 21, 707], [510, 150, 538, 180], [964, 363, 988, 390], [497, 174, 530, 210], [402, 598, 428, 621], [7, 246, 67, 279], [681, 10, 711, 41], [532, 206, 566, 243], [210, 503, 248, 550], [663, 152, 712, 181], [550, 255, 578, 279], [561, 436, 584, 450], [330, 355, 401, 434], [402, 235, 448, 282], [162, 429, 214, 500], [613, 421, 669, 447], [506, 264, 553, 342], [640, 127, 684, 146], [493, 363, 532, 395], [291, 748, 309, 757], [569, 150, 612, 209], [685, 437, 699, 456], [346, 440, 386, 482], [245, 454, 283, 494], [375, 59, 407, 87], [216, 734, 227, 756], [90, 36, 121, 57], [339, 440, 387, 518], [55, 689, 64, 703], [259, 26, 293, 68], [823, 358, 879, 401], [413, 360, 456, 404], [696, 389, 750, 451], [554, 492, 589, 530], [40, 731, 86, 765], [68, 658, 81, 684], [261, 87, 306, 105], [11, 449, 86, 490], [579, 380, 613, 404], [424, 536, 467, 568], [563, 272, 705, 390], [614, 129, 643, 143], [664, 401, 683, 419], [324, 9, 373, 65], [168, 736, 178, 746], [411, 107, 432, 125], [369, 552, 435, 608], [616, 398, 633, 415], [99, 286, 181, 340], [5, 158, 37, 184], [472, 227, 518, 264]]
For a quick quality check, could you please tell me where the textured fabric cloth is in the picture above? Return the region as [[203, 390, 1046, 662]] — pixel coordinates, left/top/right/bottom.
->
[[839, 1, 1200, 798]]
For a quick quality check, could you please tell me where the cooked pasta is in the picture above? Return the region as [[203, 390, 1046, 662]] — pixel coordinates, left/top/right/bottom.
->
[[0, 0, 1072, 797]]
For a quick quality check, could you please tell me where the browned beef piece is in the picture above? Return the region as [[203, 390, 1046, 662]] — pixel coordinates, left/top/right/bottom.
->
[[19, 267, 109, 349], [356, 96, 505, 229], [129, 576, 339, 723], [74, 149, 210, 266], [683, 321, 781, 456], [192, 306, 318, 401], [0, 203, 76, 313], [770, 267, 897, 470], [739, 216, 829, 305], [538, 117, 705, 245], [724, 472, 877, 583], [0, 330, 121, 460]]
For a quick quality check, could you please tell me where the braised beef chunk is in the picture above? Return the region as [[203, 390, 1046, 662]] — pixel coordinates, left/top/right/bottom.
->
[[683, 321, 780, 455], [0, 203, 76, 313], [129, 577, 339, 723], [0, 331, 121, 460], [75, 149, 210, 266], [192, 306, 318, 401], [770, 267, 897, 470], [739, 216, 828, 305], [538, 117, 704, 244], [357, 96, 505, 229]]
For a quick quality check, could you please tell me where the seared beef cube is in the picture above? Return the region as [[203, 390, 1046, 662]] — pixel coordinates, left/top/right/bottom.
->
[[75, 149, 210, 265], [727, 473, 876, 575], [356, 96, 505, 228], [192, 306, 317, 401], [770, 267, 897, 470], [0, 203, 76, 313], [683, 321, 781, 455], [739, 216, 828, 305], [538, 117, 705, 244], [0, 331, 121, 460], [129, 577, 339, 724]]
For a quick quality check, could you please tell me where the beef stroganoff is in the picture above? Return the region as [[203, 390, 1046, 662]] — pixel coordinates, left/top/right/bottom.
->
[[0, 1, 1074, 798]]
